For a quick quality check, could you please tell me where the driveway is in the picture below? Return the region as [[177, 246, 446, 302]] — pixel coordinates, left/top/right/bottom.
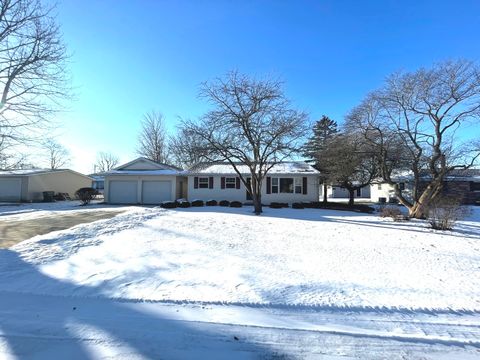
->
[[0, 210, 124, 248]]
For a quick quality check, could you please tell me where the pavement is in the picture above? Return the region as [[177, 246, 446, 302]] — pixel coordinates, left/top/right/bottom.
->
[[0, 210, 124, 248]]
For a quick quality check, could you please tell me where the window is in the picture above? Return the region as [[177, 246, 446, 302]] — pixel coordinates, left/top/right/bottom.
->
[[198, 177, 209, 189], [356, 188, 361, 197], [280, 178, 293, 193], [399, 182, 405, 191], [271, 177, 303, 194], [225, 177, 236, 189], [271, 178, 279, 193], [377, 184, 382, 190], [294, 178, 302, 194], [470, 182, 480, 191]]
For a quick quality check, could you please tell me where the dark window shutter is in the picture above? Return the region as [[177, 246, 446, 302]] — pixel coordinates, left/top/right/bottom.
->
[[194, 177, 199, 189], [209, 177, 214, 189], [303, 177, 308, 194], [236, 177, 240, 189], [221, 177, 225, 189], [266, 177, 271, 194]]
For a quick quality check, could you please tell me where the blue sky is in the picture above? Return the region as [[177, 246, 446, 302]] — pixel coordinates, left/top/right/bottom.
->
[[54, 0, 480, 173]]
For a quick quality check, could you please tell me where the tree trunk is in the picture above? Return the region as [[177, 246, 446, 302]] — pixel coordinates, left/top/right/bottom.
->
[[252, 194, 262, 215], [348, 188, 355, 206], [251, 176, 263, 215], [408, 180, 443, 219], [323, 183, 328, 203]]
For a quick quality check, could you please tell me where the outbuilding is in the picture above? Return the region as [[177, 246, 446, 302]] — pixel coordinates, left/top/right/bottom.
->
[[0, 169, 93, 202]]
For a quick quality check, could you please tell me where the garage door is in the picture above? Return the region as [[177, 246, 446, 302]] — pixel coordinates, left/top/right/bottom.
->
[[0, 178, 22, 201], [109, 181, 138, 204], [142, 181, 172, 204]]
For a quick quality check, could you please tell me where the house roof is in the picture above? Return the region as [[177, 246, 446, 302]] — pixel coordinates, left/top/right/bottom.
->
[[0, 168, 93, 180], [105, 157, 183, 176], [373, 168, 480, 183], [188, 162, 320, 176], [113, 157, 181, 171]]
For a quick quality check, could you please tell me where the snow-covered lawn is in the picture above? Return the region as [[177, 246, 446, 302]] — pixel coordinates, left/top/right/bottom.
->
[[1, 203, 480, 358], [3, 205, 480, 311]]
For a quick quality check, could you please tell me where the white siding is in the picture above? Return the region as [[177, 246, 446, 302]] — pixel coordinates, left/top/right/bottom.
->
[[188, 175, 319, 204]]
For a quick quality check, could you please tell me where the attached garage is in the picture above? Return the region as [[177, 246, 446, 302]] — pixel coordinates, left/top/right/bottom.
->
[[142, 180, 172, 204], [104, 157, 186, 205], [109, 180, 138, 204], [0, 178, 22, 202]]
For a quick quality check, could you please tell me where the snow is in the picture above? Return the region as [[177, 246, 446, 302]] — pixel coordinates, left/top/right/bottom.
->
[[188, 161, 319, 175], [1, 204, 480, 358], [0, 200, 132, 221]]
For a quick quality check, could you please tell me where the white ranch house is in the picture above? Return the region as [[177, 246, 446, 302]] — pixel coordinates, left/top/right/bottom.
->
[[104, 158, 320, 205], [188, 162, 320, 204]]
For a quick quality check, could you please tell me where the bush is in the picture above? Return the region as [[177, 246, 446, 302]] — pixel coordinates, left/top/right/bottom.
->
[[177, 201, 191, 208], [379, 206, 407, 221], [161, 201, 177, 209], [310, 202, 375, 213], [269, 202, 288, 209], [219, 200, 230, 207], [75, 187, 97, 205], [292, 202, 304, 209], [206, 199, 217, 206], [191, 199, 204, 207], [427, 197, 469, 230], [230, 201, 242, 208]]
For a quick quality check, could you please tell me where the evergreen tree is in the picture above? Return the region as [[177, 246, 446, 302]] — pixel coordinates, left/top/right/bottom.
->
[[303, 116, 337, 202]]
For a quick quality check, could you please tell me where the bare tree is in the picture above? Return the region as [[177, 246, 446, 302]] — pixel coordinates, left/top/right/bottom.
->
[[137, 111, 170, 164], [0, 0, 69, 160], [183, 71, 309, 215], [346, 60, 480, 218], [94, 151, 119, 172], [321, 133, 377, 205], [43, 138, 69, 169], [168, 124, 212, 169]]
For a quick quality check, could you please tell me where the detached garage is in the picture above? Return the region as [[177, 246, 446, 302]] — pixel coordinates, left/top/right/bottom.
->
[[104, 158, 186, 205], [0, 169, 93, 202]]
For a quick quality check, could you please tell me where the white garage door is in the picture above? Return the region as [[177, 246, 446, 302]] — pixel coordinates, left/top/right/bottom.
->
[[109, 181, 138, 204], [142, 181, 172, 204], [0, 178, 22, 201]]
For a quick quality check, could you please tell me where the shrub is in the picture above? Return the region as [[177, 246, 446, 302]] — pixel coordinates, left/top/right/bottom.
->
[[206, 199, 217, 206], [191, 199, 204, 207], [219, 200, 230, 207], [426, 197, 469, 230], [292, 202, 304, 209], [269, 202, 287, 209], [75, 187, 97, 205], [177, 201, 191, 208], [161, 201, 177, 209], [310, 202, 375, 213], [230, 201, 242, 208], [379, 206, 407, 221]]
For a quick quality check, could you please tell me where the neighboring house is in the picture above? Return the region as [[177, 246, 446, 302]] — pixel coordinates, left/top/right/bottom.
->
[[187, 162, 320, 204], [104, 157, 186, 204], [89, 173, 106, 194], [370, 169, 480, 204], [322, 184, 371, 199], [0, 169, 93, 202]]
